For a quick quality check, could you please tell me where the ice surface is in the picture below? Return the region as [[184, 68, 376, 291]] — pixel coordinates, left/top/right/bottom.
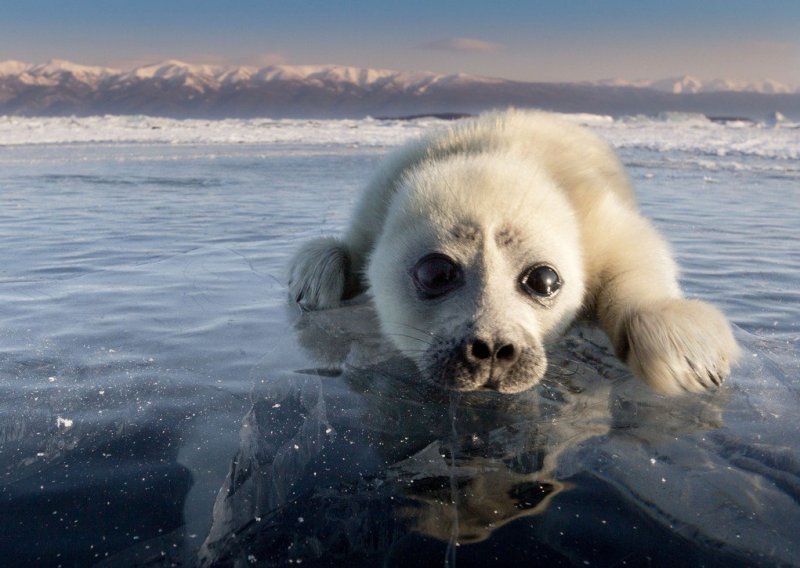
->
[[197, 302, 800, 566], [0, 116, 798, 566]]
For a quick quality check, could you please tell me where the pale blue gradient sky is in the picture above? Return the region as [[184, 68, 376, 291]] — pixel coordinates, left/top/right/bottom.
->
[[1, 0, 798, 84]]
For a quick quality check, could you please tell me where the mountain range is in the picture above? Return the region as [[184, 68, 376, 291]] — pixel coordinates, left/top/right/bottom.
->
[[1, 59, 799, 120]]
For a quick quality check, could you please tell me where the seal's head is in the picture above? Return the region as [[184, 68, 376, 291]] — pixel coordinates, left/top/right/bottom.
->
[[367, 154, 586, 393]]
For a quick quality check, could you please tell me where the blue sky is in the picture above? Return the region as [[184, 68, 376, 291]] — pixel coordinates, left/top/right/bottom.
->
[[1, 0, 799, 84]]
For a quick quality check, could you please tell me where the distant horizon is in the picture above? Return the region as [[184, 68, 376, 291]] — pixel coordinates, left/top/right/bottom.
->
[[1, 1, 798, 86], [2, 56, 798, 92]]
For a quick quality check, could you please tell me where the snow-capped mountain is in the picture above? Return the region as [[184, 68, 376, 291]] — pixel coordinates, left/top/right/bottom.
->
[[0, 60, 31, 76], [591, 75, 798, 95], [1, 59, 798, 119], [1, 59, 119, 86]]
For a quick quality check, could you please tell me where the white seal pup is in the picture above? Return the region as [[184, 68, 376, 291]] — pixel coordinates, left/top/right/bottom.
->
[[288, 109, 739, 394]]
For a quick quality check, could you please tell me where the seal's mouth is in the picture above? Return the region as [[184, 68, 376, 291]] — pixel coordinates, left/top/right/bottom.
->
[[464, 377, 541, 395], [420, 339, 548, 394]]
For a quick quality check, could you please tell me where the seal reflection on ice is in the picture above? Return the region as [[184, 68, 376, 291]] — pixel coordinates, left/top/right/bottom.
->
[[288, 110, 739, 394]]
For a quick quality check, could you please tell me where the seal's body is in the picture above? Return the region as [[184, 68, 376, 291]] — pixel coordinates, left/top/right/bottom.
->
[[288, 110, 739, 394]]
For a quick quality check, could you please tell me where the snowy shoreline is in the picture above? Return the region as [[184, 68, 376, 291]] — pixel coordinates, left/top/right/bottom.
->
[[1, 113, 798, 165]]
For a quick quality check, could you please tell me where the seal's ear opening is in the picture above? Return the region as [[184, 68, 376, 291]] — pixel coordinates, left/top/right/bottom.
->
[[287, 236, 361, 309]]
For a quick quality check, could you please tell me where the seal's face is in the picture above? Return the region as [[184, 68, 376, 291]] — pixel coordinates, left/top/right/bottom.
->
[[367, 155, 586, 393]]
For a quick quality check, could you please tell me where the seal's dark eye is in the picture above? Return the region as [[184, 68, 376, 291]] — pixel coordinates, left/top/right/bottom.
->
[[521, 265, 561, 297], [412, 253, 463, 298]]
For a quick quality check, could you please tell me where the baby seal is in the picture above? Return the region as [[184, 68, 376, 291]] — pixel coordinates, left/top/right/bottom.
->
[[288, 110, 739, 394]]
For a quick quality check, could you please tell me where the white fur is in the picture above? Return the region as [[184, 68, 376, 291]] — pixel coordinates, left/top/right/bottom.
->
[[287, 109, 739, 394]]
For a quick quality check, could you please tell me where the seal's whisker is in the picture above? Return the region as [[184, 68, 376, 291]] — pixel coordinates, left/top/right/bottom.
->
[[382, 332, 434, 347], [384, 320, 444, 341]]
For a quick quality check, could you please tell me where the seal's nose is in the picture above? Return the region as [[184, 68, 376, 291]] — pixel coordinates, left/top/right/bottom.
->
[[466, 337, 520, 371]]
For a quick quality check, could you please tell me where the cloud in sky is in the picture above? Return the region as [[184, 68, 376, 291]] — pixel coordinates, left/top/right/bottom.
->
[[746, 40, 795, 57], [249, 52, 289, 66], [419, 37, 504, 53], [230, 52, 289, 67]]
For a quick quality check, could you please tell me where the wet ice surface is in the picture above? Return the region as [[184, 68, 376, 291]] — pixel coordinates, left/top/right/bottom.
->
[[0, 116, 799, 566]]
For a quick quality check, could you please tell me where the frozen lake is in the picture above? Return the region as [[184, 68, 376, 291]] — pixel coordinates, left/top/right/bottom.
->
[[0, 114, 799, 566]]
